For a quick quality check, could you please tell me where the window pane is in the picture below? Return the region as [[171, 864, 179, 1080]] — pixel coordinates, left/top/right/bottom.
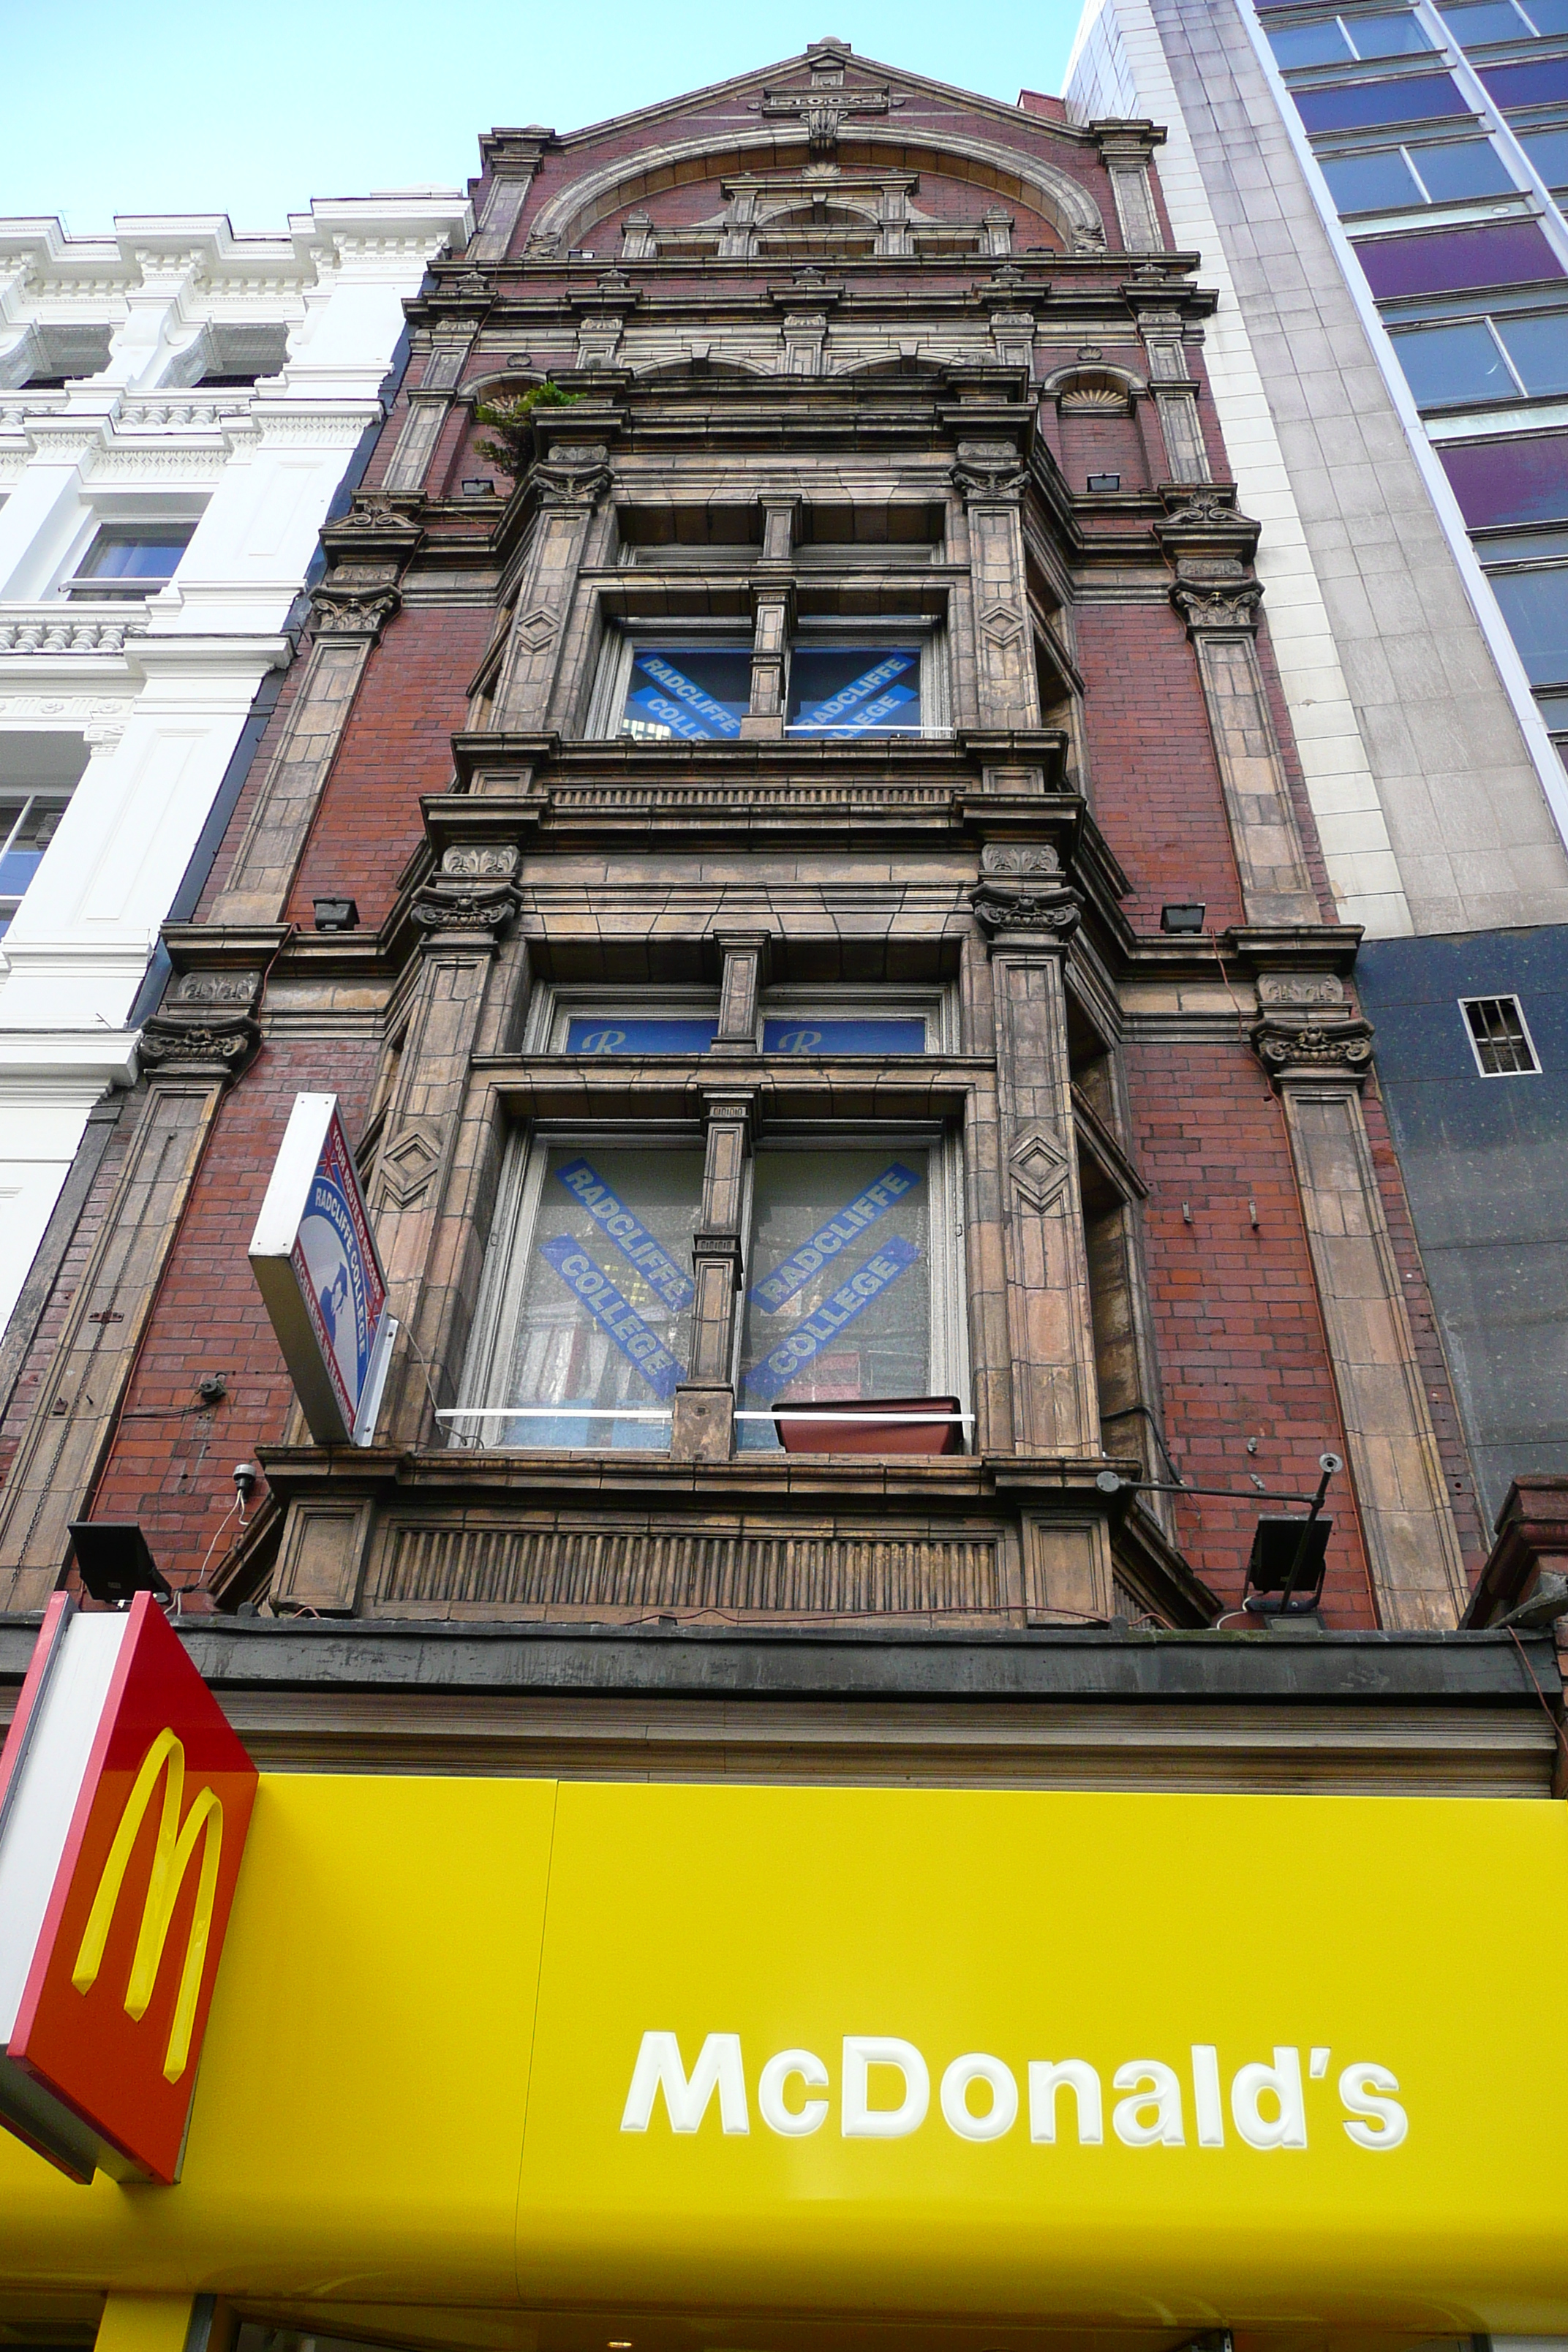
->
[[787, 645, 922, 735], [761, 1018, 928, 1053], [1490, 565, 1568, 680], [1477, 524, 1568, 557], [0, 796, 67, 897], [1410, 137, 1515, 194], [737, 1149, 932, 1447], [1496, 311, 1568, 391], [1480, 55, 1568, 99], [1356, 219, 1564, 294], [1320, 148, 1425, 206], [1520, 125, 1568, 181], [620, 644, 751, 740], [1350, 11, 1436, 53], [1525, 0, 1568, 33], [1439, 0, 1531, 39], [564, 1017, 719, 1052], [486, 1147, 702, 1447], [1390, 318, 1515, 400], [78, 529, 191, 582], [1294, 72, 1468, 129], [1442, 429, 1568, 521], [1270, 18, 1354, 63]]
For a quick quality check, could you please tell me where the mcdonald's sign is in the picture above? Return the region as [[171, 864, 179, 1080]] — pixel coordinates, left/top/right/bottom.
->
[[0, 1589, 257, 2185]]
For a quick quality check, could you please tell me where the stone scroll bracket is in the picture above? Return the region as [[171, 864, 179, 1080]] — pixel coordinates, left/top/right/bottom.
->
[[1248, 998, 1469, 1630]]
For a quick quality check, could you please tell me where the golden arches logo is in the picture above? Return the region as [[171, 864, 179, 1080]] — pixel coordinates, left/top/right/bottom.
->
[[70, 1727, 225, 2084]]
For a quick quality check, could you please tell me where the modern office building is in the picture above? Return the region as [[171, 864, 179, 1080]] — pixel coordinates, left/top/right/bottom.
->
[[4, 48, 1568, 2352], [1063, 0, 1568, 1523], [0, 195, 470, 1384]]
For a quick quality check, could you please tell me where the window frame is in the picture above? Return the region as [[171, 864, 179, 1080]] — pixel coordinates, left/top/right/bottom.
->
[[0, 788, 73, 935], [64, 519, 197, 601], [454, 1116, 970, 1454], [527, 981, 958, 1055], [1459, 992, 1543, 1073], [586, 617, 949, 743]]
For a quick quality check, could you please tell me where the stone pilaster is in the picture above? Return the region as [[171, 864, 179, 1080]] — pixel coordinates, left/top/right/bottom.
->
[[1127, 281, 1210, 483], [970, 845, 1101, 1457], [0, 968, 263, 1609], [369, 848, 524, 1447], [711, 929, 770, 1057], [952, 441, 1040, 732], [491, 442, 614, 728], [469, 129, 551, 261], [671, 1091, 754, 1463], [212, 516, 411, 924], [1251, 998, 1469, 1630], [381, 328, 480, 492], [742, 492, 798, 740], [1094, 123, 1167, 255]]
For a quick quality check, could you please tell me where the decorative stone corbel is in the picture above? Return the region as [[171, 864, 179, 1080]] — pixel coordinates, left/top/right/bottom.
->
[[970, 843, 1082, 947], [410, 843, 522, 949]]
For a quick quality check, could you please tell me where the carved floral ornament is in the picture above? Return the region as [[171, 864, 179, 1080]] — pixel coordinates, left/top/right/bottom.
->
[[952, 441, 1028, 505], [969, 844, 1081, 946], [531, 444, 613, 510], [1171, 580, 1264, 636], [309, 582, 401, 641]]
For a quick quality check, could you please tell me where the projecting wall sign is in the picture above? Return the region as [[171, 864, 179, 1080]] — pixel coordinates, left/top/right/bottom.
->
[[249, 1092, 396, 1447]]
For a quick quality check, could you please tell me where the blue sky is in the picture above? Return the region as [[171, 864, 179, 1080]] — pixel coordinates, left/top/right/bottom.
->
[[1, 1, 1083, 237]]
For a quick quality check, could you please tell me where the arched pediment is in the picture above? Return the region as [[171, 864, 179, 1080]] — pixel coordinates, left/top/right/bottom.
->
[[526, 127, 1109, 256]]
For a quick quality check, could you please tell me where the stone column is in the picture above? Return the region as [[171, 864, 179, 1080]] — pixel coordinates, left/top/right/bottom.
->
[[211, 534, 408, 924], [970, 846, 1101, 1457], [490, 442, 613, 729], [1094, 124, 1167, 255], [671, 1092, 754, 1464], [952, 441, 1041, 732], [381, 328, 479, 494], [710, 927, 769, 1058], [469, 129, 551, 262], [1253, 1003, 1469, 1630], [1174, 576, 1320, 927], [0, 971, 261, 1609]]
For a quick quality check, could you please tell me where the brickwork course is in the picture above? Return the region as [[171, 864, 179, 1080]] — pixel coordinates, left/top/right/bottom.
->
[[0, 41, 1488, 1637]]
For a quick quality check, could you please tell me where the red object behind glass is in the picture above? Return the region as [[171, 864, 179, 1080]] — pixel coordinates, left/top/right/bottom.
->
[[773, 1395, 965, 1455]]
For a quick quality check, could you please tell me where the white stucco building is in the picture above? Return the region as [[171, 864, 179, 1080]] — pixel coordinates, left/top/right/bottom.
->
[[0, 195, 471, 1344]]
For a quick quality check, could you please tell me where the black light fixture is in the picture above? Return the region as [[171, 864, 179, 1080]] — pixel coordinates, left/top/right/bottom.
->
[[461, 477, 496, 497], [63, 1522, 172, 1607], [1243, 1454, 1341, 1616], [1086, 471, 1121, 492], [1161, 902, 1207, 934], [312, 897, 359, 932]]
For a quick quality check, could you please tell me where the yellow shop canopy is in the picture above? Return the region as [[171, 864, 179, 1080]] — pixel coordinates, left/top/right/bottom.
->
[[1, 1776, 1565, 2343]]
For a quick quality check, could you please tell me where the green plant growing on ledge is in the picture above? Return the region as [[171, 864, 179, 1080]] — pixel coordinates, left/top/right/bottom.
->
[[472, 380, 580, 477]]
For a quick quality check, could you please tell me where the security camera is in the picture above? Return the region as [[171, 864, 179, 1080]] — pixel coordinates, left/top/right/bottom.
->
[[233, 1462, 258, 1502]]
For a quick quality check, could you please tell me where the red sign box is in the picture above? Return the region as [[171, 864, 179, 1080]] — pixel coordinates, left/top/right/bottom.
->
[[0, 1591, 257, 2184]]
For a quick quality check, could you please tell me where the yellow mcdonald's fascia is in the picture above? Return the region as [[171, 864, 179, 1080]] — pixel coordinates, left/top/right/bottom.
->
[[72, 1728, 225, 2082], [1, 1775, 1566, 2337]]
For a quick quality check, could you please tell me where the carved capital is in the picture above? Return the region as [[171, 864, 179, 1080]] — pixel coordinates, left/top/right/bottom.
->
[[1251, 1013, 1374, 1085], [138, 965, 264, 1082], [952, 439, 1028, 505], [440, 843, 520, 880], [309, 581, 401, 641], [1172, 579, 1264, 636], [969, 874, 1082, 946], [531, 442, 612, 510], [410, 880, 521, 946]]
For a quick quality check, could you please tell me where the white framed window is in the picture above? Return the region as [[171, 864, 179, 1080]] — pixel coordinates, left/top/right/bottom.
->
[[453, 1122, 968, 1454], [526, 981, 956, 1055], [1460, 992, 1542, 1073], [0, 791, 71, 936], [65, 522, 195, 599]]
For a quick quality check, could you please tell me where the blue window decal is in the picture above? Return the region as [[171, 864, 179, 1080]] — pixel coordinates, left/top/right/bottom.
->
[[763, 1019, 927, 1055], [537, 1237, 682, 1398], [746, 1237, 921, 1397], [622, 645, 750, 741], [788, 646, 922, 736], [750, 1163, 922, 1313], [565, 1019, 720, 1055], [554, 1156, 695, 1309]]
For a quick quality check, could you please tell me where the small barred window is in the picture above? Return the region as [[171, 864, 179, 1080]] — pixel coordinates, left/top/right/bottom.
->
[[1460, 994, 1541, 1075]]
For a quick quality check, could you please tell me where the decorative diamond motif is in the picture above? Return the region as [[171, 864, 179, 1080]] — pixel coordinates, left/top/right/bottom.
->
[[979, 604, 1024, 648], [1009, 1125, 1071, 1213], [380, 1123, 443, 1208], [516, 606, 558, 650]]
